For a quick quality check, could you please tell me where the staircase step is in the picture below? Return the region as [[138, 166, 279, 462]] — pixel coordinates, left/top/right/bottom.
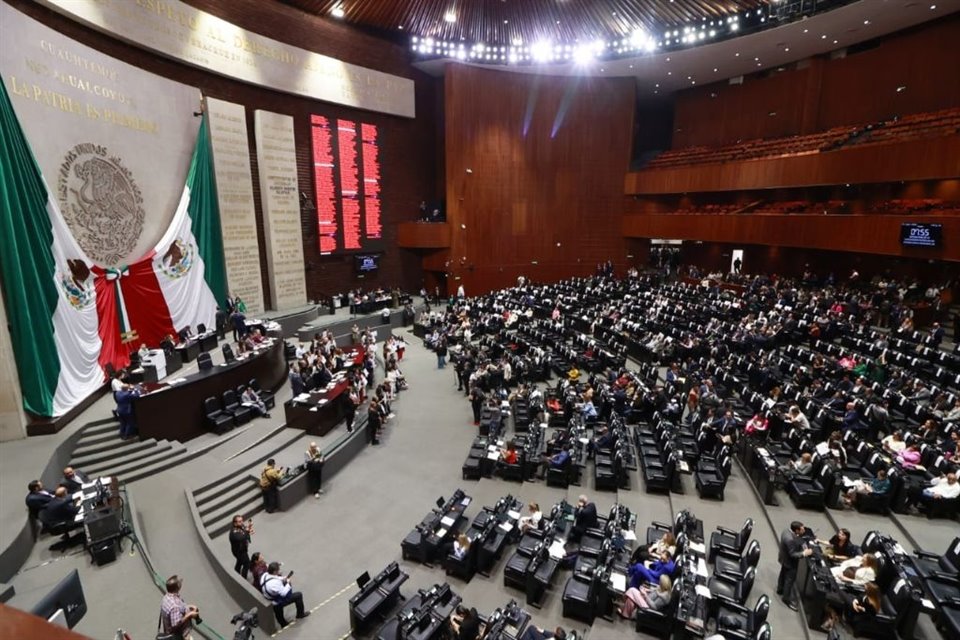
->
[[193, 430, 306, 497], [81, 420, 122, 438], [202, 486, 262, 536], [83, 442, 174, 477], [92, 443, 182, 479], [198, 481, 257, 519], [195, 473, 257, 510], [73, 436, 158, 459], [75, 429, 126, 449], [120, 448, 192, 484], [70, 439, 159, 468]]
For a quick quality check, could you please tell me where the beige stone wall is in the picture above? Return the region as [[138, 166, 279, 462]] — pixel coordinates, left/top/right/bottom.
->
[[0, 290, 27, 441]]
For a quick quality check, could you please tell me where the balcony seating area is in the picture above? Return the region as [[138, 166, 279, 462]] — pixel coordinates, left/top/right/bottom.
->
[[644, 107, 960, 171]]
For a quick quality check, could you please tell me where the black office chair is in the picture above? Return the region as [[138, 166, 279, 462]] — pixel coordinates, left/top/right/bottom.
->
[[715, 593, 769, 640], [197, 323, 207, 334], [708, 518, 753, 563], [707, 565, 756, 605], [561, 565, 605, 623], [634, 577, 681, 638], [911, 536, 959, 578], [445, 536, 480, 582], [751, 622, 771, 640], [222, 389, 252, 425], [849, 578, 915, 639], [787, 462, 833, 510], [203, 396, 234, 434], [695, 454, 731, 500], [249, 378, 275, 410], [222, 343, 236, 364], [940, 601, 960, 640], [715, 539, 761, 579], [546, 453, 575, 488], [197, 352, 213, 371]]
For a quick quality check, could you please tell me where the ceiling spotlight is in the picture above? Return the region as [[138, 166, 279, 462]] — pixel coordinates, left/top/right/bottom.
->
[[531, 40, 552, 63], [731, 23, 739, 32], [444, 10, 456, 23], [784, 47, 790, 52], [331, 3, 345, 18], [713, 67, 718, 72], [573, 44, 594, 65], [896, 85, 907, 93], [930, 4, 937, 9], [863, 20, 870, 25]]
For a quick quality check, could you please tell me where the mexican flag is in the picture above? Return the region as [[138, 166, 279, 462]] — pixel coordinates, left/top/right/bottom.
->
[[0, 79, 227, 418]]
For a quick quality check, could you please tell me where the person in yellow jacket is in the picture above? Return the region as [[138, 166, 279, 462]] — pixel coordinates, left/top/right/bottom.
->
[[259, 459, 284, 513]]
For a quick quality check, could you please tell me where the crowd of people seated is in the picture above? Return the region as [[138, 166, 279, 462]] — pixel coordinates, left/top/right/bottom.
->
[[417, 264, 958, 525]]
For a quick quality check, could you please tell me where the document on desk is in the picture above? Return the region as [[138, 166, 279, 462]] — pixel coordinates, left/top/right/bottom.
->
[[689, 541, 706, 554], [436, 528, 447, 539], [679, 460, 690, 472], [578, 437, 590, 444], [696, 559, 708, 577], [621, 529, 637, 541], [487, 452, 500, 460], [507, 510, 521, 520], [309, 407, 318, 412], [441, 516, 456, 528], [695, 585, 712, 599], [610, 572, 627, 592], [499, 522, 514, 533], [548, 540, 567, 560], [295, 393, 311, 402]]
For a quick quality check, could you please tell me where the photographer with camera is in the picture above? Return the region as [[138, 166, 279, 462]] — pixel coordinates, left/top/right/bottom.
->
[[229, 516, 254, 579], [259, 562, 309, 627], [158, 575, 200, 640], [259, 459, 284, 514]]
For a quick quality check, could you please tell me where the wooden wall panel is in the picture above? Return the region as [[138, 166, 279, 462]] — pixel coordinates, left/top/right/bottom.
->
[[625, 136, 960, 194], [623, 213, 960, 262], [671, 15, 960, 148], [673, 68, 810, 149], [6, 0, 440, 303], [397, 222, 451, 248], [444, 65, 635, 294]]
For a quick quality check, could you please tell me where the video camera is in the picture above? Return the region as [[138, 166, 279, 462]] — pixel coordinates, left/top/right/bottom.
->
[[230, 608, 258, 640]]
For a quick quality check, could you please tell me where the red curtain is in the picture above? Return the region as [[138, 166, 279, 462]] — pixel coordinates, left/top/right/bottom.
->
[[93, 257, 177, 373]]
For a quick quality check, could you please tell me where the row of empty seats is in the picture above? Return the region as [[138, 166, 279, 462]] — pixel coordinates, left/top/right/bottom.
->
[[645, 107, 960, 170]]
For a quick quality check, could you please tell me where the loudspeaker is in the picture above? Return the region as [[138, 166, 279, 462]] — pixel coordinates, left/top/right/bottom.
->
[[91, 541, 116, 566]]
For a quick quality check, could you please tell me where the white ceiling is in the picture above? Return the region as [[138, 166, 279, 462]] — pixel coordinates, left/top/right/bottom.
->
[[413, 0, 959, 94]]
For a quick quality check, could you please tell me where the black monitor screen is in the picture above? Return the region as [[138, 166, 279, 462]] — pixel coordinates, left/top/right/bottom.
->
[[900, 223, 942, 248], [30, 569, 86, 629]]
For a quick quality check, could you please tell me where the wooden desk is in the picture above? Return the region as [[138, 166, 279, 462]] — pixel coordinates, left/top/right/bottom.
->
[[284, 379, 349, 436], [133, 340, 286, 442]]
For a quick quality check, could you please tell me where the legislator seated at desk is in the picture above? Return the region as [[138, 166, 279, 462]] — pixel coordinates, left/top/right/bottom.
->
[[60, 467, 89, 495], [38, 487, 82, 542]]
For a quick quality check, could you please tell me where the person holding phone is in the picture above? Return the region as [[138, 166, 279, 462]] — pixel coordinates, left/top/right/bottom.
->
[[260, 562, 309, 627], [229, 515, 254, 579]]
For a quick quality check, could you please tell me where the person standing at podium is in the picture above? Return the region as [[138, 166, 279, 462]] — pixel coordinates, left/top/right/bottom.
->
[[115, 383, 141, 440]]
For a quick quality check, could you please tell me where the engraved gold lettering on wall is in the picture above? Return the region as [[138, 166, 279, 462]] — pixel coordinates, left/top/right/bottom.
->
[[205, 98, 264, 315], [254, 110, 307, 310], [0, 3, 201, 266], [37, 0, 416, 118]]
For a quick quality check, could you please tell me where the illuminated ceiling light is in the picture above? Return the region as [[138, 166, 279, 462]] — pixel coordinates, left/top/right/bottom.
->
[[456, 50, 466, 60], [572, 44, 594, 65], [833, 39, 838, 44], [398, 25, 404, 30], [698, 32, 706, 40], [863, 20, 870, 25], [803, 29, 809, 33], [512, 37, 523, 46], [821, 34, 827, 39], [930, 4, 937, 9], [531, 40, 552, 63], [412, 36, 419, 43], [896, 85, 907, 92], [444, 10, 456, 23], [330, 4, 345, 19], [735, 52, 740, 56], [731, 23, 739, 32], [784, 47, 790, 52], [709, 30, 716, 37]]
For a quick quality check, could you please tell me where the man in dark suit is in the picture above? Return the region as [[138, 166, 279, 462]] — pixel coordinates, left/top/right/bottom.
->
[[60, 467, 88, 494], [569, 495, 599, 543], [288, 364, 305, 397], [777, 520, 812, 610], [313, 364, 333, 388], [25, 480, 54, 521], [39, 487, 80, 530]]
